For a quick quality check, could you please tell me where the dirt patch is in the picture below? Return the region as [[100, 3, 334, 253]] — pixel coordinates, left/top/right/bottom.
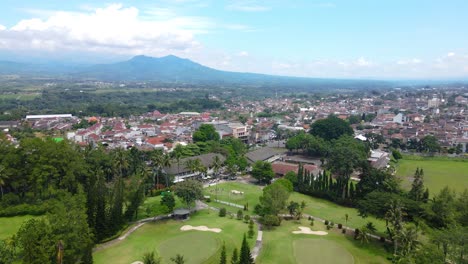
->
[[292, 226, 328, 236], [180, 225, 222, 233]]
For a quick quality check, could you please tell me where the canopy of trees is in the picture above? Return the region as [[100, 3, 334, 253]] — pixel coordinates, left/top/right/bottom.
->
[[309, 115, 353, 141]]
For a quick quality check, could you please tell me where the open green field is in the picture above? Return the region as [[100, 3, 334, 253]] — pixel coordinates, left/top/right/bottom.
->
[[395, 157, 468, 195], [93, 210, 256, 264], [0, 215, 36, 240], [290, 192, 387, 235], [0, 93, 40, 100], [137, 195, 186, 220], [256, 218, 390, 263], [204, 182, 263, 212], [205, 182, 386, 234]]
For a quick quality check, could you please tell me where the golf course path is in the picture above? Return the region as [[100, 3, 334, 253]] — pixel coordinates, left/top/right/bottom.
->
[[93, 214, 171, 252]]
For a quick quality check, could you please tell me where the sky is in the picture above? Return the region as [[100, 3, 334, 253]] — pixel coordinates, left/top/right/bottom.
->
[[0, 0, 467, 79]]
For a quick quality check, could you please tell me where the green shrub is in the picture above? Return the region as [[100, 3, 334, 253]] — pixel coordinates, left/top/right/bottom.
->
[[219, 208, 227, 217], [324, 220, 329, 225], [342, 228, 346, 234], [338, 223, 342, 229], [244, 215, 250, 223], [237, 209, 243, 220]]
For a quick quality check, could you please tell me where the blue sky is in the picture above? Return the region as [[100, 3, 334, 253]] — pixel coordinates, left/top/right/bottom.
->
[[0, 0, 467, 79]]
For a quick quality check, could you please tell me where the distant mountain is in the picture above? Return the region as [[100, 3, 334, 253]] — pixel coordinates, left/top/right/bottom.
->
[[75, 55, 289, 83], [0, 55, 393, 88]]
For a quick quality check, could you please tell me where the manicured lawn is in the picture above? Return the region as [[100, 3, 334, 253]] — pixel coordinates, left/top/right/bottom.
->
[[93, 210, 256, 264], [290, 192, 388, 235], [0, 215, 36, 240], [395, 158, 468, 195], [256, 218, 390, 264], [204, 182, 263, 210], [137, 195, 186, 220], [205, 182, 387, 235], [294, 239, 354, 264]]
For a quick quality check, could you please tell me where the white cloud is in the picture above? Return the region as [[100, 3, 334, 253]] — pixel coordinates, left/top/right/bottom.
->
[[0, 25, 5, 31], [396, 58, 422, 65], [356, 57, 372, 67], [0, 4, 213, 56], [237, 51, 249, 57], [447, 52, 455, 57]]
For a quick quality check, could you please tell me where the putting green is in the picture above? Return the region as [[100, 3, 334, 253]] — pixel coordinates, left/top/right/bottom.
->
[[294, 239, 354, 264], [159, 231, 220, 264]]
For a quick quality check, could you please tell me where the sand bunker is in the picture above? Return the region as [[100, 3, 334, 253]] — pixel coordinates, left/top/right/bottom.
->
[[131, 261, 143, 264], [180, 225, 222, 233], [292, 226, 328, 235]]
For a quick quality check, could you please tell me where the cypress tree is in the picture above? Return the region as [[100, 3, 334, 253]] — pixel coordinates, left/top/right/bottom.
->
[[422, 188, 429, 203], [239, 234, 254, 264], [231, 248, 239, 264], [95, 173, 108, 240], [409, 167, 425, 201], [220, 242, 227, 264]]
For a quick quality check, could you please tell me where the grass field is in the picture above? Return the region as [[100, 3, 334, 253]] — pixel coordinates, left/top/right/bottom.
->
[[93, 210, 256, 264], [0, 215, 36, 240], [256, 218, 390, 263], [290, 192, 388, 235], [204, 182, 263, 212], [395, 157, 468, 195], [205, 182, 387, 235], [137, 195, 186, 220]]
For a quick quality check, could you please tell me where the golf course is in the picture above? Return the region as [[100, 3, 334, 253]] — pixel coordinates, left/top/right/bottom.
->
[[395, 156, 468, 195], [256, 218, 389, 263], [93, 210, 256, 264]]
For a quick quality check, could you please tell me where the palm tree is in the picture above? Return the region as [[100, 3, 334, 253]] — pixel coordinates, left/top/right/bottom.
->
[[152, 151, 171, 188], [143, 251, 161, 264], [170, 254, 185, 264], [385, 200, 404, 257], [0, 165, 8, 199], [396, 225, 419, 258], [112, 148, 129, 178], [357, 226, 370, 244], [185, 158, 203, 179]]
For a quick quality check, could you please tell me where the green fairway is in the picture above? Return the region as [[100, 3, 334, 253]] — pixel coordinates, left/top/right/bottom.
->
[[0, 215, 36, 240], [256, 218, 389, 264], [290, 192, 388, 235], [205, 182, 387, 235], [159, 232, 219, 264], [294, 239, 354, 264], [395, 157, 468, 195], [204, 182, 263, 211], [93, 210, 256, 264], [137, 195, 185, 220]]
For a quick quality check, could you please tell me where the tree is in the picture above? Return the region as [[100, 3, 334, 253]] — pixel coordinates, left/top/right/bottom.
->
[[274, 178, 293, 192], [171, 254, 186, 264], [408, 168, 425, 201], [239, 234, 254, 264], [258, 183, 290, 216], [420, 135, 440, 153], [161, 192, 176, 212], [173, 179, 203, 208], [284, 171, 297, 187], [327, 136, 368, 199], [16, 219, 54, 264], [309, 115, 353, 141], [251, 161, 274, 184], [152, 151, 171, 188], [385, 200, 404, 257], [0, 165, 8, 199], [47, 192, 94, 264], [220, 242, 227, 264], [248, 220, 255, 238], [231, 248, 239, 264], [193, 124, 220, 142], [143, 251, 161, 264]]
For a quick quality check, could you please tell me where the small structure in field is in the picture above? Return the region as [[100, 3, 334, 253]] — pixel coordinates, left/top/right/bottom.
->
[[173, 209, 191, 220]]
